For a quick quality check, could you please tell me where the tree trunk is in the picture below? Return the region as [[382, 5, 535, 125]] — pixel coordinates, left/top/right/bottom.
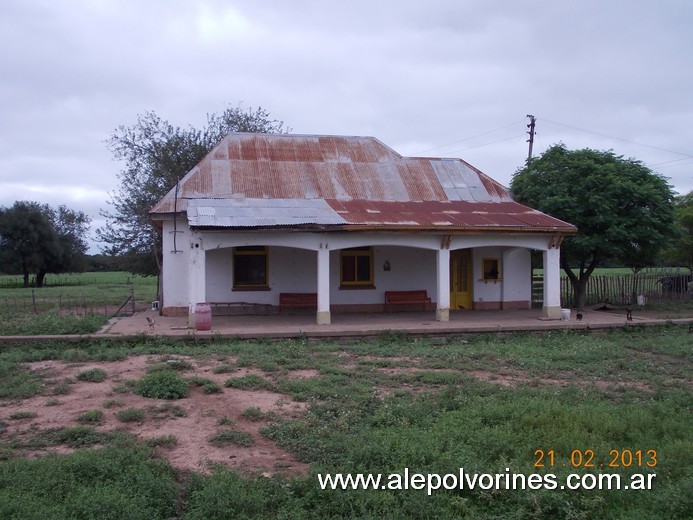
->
[[573, 277, 588, 309], [36, 271, 46, 288], [23, 271, 30, 288]]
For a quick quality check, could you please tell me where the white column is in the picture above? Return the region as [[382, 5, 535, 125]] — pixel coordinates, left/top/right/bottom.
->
[[542, 247, 562, 319], [188, 240, 206, 327], [501, 248, 511, 309], [316, 246, 331, 325], [436, 248, 450, 322]]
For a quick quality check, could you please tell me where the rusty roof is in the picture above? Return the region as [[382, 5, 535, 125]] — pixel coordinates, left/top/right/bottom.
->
[[325, 200, 575, 232], [151, 133, 575, 234]]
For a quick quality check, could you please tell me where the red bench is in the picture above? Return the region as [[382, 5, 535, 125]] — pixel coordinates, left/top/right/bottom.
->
[[384, 290, 432, 312], [279, 293, 318, 315]]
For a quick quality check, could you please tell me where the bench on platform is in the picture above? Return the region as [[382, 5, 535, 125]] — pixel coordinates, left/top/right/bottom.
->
[[384, 290, 432, 312], [279, 292, 318, 315]]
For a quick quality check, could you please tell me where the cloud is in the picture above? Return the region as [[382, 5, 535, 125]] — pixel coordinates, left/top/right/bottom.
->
[[0, 0, 691, 259]]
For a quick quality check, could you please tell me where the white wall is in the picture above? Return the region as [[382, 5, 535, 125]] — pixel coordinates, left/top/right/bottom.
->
[[205, 245, 437, 305], [161, 219, 192, 308], [163, 226, 537, 310], [502, 248, 532, 303], [472, 247, 531, 306], [472, 247, 502, 304]]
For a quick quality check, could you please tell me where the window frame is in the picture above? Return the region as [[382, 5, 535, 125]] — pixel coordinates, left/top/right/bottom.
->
[[232, 246, 269, 290], [339, 246, 374, 288], [481, 257, 501, 283]]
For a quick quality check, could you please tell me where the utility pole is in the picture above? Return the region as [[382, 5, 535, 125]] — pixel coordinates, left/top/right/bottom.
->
[[526, 114, 536, 164]]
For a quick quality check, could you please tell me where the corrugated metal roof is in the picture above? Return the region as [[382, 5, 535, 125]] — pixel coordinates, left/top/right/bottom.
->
[[150, 133, 513, 214], [151, 133, 575, 234], [187, 198, 348, 227], [324, 200, 575, 232]]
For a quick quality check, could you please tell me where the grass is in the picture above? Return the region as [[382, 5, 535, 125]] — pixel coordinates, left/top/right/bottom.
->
[[0, 327, 690, 518], [225, 374, 274, 391], [9, 411, 37, 420], [209, 429, 255, 448], [188, 376, 223, 394], [0, 271, 157, 335]]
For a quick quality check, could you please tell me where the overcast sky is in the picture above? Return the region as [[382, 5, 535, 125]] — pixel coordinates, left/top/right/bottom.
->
[[1, 0, 692, 252]]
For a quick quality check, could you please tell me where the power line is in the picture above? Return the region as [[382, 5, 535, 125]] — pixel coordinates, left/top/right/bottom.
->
[[436, 133, 526, 156], [414, 119, 524, 155], [541, 118, 693, 159]]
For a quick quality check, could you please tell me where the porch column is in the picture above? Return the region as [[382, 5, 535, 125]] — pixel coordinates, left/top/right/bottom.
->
[[316, 246, 331, 325], [188, 240, 206, 327], [542, 247, 562, 319], [436, 248, 450, 322]]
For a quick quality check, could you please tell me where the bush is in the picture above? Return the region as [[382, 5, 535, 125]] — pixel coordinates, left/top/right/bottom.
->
[[76, 368, 107, 382], [240, 407, 265, 421], [76, 409, 104, 425], [116, 407, 146, 423], [134, 370, 188, 400]]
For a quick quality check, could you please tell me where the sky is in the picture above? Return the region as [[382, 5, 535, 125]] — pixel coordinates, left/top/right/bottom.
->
[[1, 0, 692, 253]]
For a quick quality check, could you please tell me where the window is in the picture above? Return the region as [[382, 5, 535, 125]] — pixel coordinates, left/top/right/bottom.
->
[[340, 246, 373, 287], [482, 258, 500, 282], [233, 246, 268, 289]]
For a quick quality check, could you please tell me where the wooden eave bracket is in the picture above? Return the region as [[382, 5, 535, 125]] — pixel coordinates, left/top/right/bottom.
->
[[440, 234, 452, 249], [548, 235, 565, 249]]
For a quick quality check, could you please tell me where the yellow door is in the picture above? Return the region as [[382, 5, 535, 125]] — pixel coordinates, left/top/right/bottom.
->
[[450, 249, 472, 310]]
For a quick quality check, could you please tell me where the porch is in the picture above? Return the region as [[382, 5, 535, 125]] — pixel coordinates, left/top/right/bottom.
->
[[103, 307, 680, 340]]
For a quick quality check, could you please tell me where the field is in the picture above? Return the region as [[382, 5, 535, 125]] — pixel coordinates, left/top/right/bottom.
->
[[0, 272, 157, 335], [0, 327, 690, 519]]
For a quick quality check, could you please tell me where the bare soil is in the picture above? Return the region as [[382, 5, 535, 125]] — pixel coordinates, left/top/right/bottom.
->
[[1, 355, 312, 476], [1, 354, 652, 476]]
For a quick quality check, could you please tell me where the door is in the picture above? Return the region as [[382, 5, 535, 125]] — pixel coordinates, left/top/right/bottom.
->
[[450, 249, 472, 310]]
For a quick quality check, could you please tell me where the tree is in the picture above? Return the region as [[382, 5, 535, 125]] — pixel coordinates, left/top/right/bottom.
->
[[0, 201, 90, 287], [98, 104, 289, 276], [511, 144, 677, 308], [662, 191, 693, 271]]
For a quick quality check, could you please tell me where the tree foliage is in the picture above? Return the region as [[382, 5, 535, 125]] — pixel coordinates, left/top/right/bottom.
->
[[0, 201, 90, 287], [98, 104, 289, 276], [662, 191, 693, 270], [511, 144, 677, 308]]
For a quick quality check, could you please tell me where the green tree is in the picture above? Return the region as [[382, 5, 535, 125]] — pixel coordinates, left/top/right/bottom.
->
[[511, 144, 677, 308], [98, 104, 289, 276], [0, 201, 90, 287], [662, 191, 693, 271]]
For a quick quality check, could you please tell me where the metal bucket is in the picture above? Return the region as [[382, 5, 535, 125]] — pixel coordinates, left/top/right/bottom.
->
[[560, 308, 571, 321]]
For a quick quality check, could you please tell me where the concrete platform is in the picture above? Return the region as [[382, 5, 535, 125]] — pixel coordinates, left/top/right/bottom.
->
[[98, 307, 693, 341]]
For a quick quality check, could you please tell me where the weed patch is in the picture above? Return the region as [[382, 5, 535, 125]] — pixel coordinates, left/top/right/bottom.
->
[[75, 409, 104, 425], [116, 407, 146, 424], [76, 368, 107, 382], [224, 374, 274, 391], [209, 430, 254, 448], [134, 370, 189, 400]]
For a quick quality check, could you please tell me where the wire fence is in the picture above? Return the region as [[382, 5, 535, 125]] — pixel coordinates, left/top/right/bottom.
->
[[534, 270, 692, 307], [1, 288, 139, 317]]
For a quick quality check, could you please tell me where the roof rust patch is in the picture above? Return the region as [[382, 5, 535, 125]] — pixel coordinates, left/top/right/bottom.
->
[[150, 133, 575, 234]]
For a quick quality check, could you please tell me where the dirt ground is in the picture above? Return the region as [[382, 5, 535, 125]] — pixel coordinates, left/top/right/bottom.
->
[[1, 355, 312, 476], [1, 354, 654, 476]]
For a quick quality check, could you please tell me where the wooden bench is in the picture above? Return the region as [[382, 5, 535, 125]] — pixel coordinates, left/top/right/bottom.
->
[[384, 290, 432, 312], [279, 293, 318, 315]]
